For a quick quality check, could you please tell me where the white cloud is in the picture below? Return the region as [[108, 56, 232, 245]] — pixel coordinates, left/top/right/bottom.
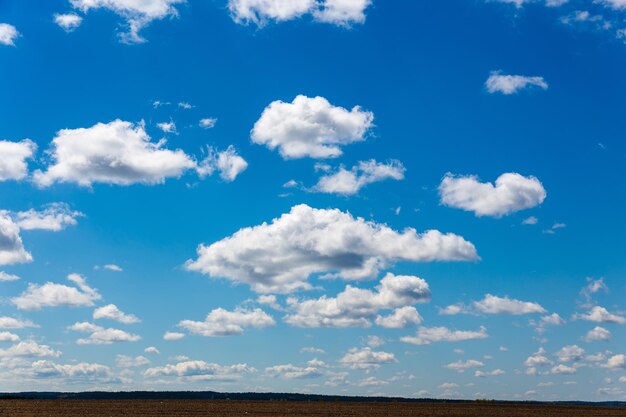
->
[[0, 139, 36, 180], [251, 95, 374, 159], [401, 326, 488, 345], [551, 364, 577, 375], [473, 294, 546, 315], [178, 308, 275, 337], [284, 273, 430, 328], [196, 146, 248, 182], [366, 335, 385, 348], [13, 203, 83, 232], [31, 360, 116, 382], [522, 216, 538, 225], [439, 172, 546, 218], [312, 160, 405, 196], [163, 331, 185, 341], [178, 102, 193, 109], [0, 271, 20, 282], [313, 0, 372, 26], [357, 376, 388, 386], [580, 277, 608, 306], [144, 360, 254, 380], [339, 347, 397, 370], [0, 24, 19, 46], [0, 317, 37, 329], [475, 369, 505, 377], [144, 346, 160, 354], [574, 306, 626, 324], [12, 274, 100, 310], [266, 363, 323, 379], [115, 354, 150, 368], [485, 71, 549, 95], [93, 304, 141, 324], [555, 345, 585, 363], [156, 121, 177, 134], [0, 332, 19, 342], [103, 264, 123, 272], [54, 13, 83, 31], [524, 347, 553, 368], [0, 214, 32, 266], [199, 118, 217, 129], [445, 359, 484, 372], [0, 341, 60, 358], [34, 120, 198, 187], [375, 306, 423, 329], [69, 321, 141, 345], [602, 354, 626, 369], [186, 204, 477, 294], [68, 0, 186, 43], [600, 0, 626, 10], [300, 347, 325, 354], [584, 326, 611, 342]]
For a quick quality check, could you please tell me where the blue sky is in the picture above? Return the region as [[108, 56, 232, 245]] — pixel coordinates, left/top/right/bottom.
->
[[0, 0, 625, 401]]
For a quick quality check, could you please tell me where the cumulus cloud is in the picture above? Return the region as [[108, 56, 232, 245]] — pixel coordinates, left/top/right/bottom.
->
[[475, 369, 505, 377], [584, 326, 611, 342], [68, 321, 141, 345], [54, 13, 83, 31], [600, 0, 626, 10], [602, 354, 626, 369], [401, 326, 488, 345], [115, 354, 150, 368], [103, 264, 123, 272], [251, 95, 374, 159], [199, 118, 217, 129], [12, 203, 83, 232], [68, 0, 186, 43], [186, 204, 477, 294], [0, 139, 36, 180], [178, 308, 275, 337], [0, 214, 32, 266], [33, 120, 197, 187], [0, 272, 20, 282], [574, 306, 626, 324], [228, 0, 371, 27], [375, 306, 423, 329], [31, 360, 116, 382], [0, 332, 20, 342], [439, 173, 546, 217], [285, 273, 430, 328], [0, 341, 60, 358], [474, 294, 546, 315], [312, 159, 405, 196], [196, 146, 248, 182], [144, 360, 255, 380], [163, 331, 185, 341], [0, 24, 19, 46], [93, 304, 140, 324], [580, 277, 608, 307], [12, 274, 100, 310], [524, 348, 553, 369], [144, 346, 160, 354], [156, 121, 177, 134], [266, 363, 323, 379], [555, 345, 585, 363], [485, 71, 549, 94], [0, 317, 37, 329], [339, 347, 397, 370], [445, 359, 484, 372], [551, 364, 577, 375]]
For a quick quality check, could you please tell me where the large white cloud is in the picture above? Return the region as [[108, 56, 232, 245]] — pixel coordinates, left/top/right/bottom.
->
[[12, 274, 101, 311], [251, 95, 374, 159], [0, 215, 32, 266], [31, 360, 116, 382], [313, 160, 405, 196], [68, 321, 141, 345], [0, 24, 19, 46], [178, 308, 275, 337], [228, 0, 371, 26], [485, 71, 549, 95], [185, 204, 477, 294], [33, 120, 197, 187], [400, 326, 488, 345], [284, 273, 430, 328], [0, 140, 36, 180], [439, 172, 546, 217], [93, 304, 140, 324], [144, 360, 255, 380], [68, 0, 186, 43]]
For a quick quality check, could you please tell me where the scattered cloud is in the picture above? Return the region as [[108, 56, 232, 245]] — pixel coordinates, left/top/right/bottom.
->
[[339, 347, 397, 370], [441, 294, 546, 316], [439, 172, 546, 217], [574, 306, 626, 324], [115, 354, 150, 368], [0, 271, 20, 282], [251, 95, 374, 159], [0, 24, 19, 46], [11, 203, 83, 232], [12, 274, 100, 310], [186, 204, 477, 294], [0, 214, 32, 266], [0, 139, 36, 181], [163, 331, 185, 341], [156, 121, 177, 134], [54, 13, 83, 31], [312, 159, 405, 196], [401, 326, 488, 345], [145, 360, 254, 380], [196, 146, 248, 182], [445, 359, 484, 372], [68, 322, 141, 345], [375, 306, 423, 329], [199, 118, 217, 129], [266, 363, 323, 379], [178, 308, 275, 337], [93, 304, 140, 324], [584, 326, 611, 342], [0, 317, 37, 329], [485, 71, 548, 95]]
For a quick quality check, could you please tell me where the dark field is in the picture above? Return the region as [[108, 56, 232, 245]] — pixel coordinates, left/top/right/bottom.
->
[[1, 400, 625, 417]]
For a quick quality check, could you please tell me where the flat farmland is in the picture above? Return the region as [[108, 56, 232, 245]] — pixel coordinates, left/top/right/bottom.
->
[[0, 400, 625, 417]]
